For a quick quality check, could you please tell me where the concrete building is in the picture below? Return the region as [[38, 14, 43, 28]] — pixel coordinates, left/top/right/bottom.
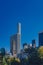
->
[[23, 43, 28, 49], [39, 32, 43, 46], [29, 43, 32, 48], [10, 23, 21, 57]]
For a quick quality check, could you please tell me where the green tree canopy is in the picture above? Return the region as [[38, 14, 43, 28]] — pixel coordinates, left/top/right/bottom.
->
[[38, 46, 43, 59]]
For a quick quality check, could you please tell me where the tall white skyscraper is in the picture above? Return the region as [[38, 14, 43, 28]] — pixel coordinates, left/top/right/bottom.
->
[[10, 23, 21, 57]]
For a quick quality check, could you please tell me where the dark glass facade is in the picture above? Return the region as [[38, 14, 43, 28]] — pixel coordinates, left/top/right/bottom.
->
[[39, 32, 43, 46]]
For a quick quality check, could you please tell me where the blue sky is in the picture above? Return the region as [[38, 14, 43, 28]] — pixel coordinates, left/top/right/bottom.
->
[[0, 0, 43, 51]]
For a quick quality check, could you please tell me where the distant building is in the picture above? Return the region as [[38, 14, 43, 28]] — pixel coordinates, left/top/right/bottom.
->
[[0, 48, 5, 56], [0, 51, 3, 65], [32, 40, 36, 48], [10, 23, 21, 57], [39, 32, 43, 46], [10, 33, 20, 56], [23, 43, 28, 49], [30, 43, 32, 48]]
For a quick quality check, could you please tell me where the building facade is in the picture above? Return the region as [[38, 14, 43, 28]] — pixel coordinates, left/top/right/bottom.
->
[[39, 32, 43, 46], [10, 23, 21, 57], [32, 40, 36, 48]]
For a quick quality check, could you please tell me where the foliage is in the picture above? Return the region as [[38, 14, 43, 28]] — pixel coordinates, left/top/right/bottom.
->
[[2, 47, 43, 65], [3, 57, 8, 65], [38, 46, 43, 59], [29, 52, 41, 65]]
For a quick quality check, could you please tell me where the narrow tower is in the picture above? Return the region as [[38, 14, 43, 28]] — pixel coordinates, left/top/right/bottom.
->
[[17, 23, 21, 53], [17, 23, 21, 34]]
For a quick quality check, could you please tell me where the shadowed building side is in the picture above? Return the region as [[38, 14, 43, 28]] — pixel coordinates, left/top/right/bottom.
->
[[10, 34, 17, 56]]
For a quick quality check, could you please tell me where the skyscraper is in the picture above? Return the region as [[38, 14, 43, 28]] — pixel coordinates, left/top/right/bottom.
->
[[39, 32, 43, 46], [10, 23, 21, 57]]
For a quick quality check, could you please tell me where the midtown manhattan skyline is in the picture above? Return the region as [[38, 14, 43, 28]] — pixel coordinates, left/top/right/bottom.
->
[[0, 0, 43, 51]]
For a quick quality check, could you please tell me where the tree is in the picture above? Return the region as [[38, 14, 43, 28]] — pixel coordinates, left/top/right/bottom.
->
[[29, 48, 41, 65], [3, 57, 8, 65], [38, 46, 43, 59], [7, 57, 20, 65]]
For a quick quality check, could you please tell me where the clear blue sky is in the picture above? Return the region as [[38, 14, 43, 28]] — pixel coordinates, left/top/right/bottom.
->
[[0, 0, 43, 51]]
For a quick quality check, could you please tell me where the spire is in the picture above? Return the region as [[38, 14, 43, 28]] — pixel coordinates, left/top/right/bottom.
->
[[17, 23, 21, 34]]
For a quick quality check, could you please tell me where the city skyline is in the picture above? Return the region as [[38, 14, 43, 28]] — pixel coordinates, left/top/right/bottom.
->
[[0, 0, 43, 51]]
